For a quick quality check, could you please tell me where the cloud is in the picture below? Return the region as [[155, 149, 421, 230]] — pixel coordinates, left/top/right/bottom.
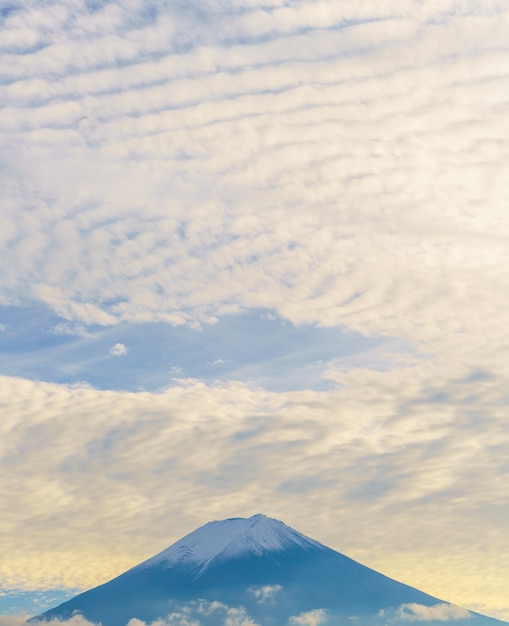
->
[[2, 0, 509, 621], [109, 343, 128, 356], [288, 609, 327, 626], [0, 615, 28, 626], [1, 0, 508, 370], [222, 607, 258, 626], [1, 365, 509, 617], [248, 584, 282, 603], [126, 601, 258, 626], [396, 603, 472, 622], [128, 609, 200, 626], [209, 359, 227, 368], [49, 323, 91, 338], [2, 616, 100, 626]]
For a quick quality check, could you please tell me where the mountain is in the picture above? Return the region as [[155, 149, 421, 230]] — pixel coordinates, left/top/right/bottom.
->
[[33, 514, 505, 626]]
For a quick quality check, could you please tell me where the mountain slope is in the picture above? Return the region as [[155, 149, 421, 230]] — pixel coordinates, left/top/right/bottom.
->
[[33, 514, 505, 626]]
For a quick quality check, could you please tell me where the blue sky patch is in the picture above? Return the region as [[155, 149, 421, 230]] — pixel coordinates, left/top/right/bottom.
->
[[0, 304, 403, 392]]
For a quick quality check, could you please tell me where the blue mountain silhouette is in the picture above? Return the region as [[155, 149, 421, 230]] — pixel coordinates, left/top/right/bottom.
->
[[33, 514, 505, 626]]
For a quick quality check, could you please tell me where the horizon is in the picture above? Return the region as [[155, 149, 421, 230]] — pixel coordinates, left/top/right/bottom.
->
[[1, 0, 509, 623]]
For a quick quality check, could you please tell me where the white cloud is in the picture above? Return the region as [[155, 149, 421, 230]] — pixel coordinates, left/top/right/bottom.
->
[[248, 584, 282, 603], [396, 603, 472, 622], [128, 609, 200, 626], [2, 0, 509, 620], [223, 606, 259, 626], [109, 343, 128, 356], [125, 601, 258, 626], [1, 0, 508, 369], [288, 609, 327, 626], [209, 359, 227, 367], [49, 323, 91, 337], [0, 616, 100, 626], [1, 364, 509, 617]]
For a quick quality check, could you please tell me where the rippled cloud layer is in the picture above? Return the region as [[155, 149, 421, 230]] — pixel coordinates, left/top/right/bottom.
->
[[1, 0, 509, 621]]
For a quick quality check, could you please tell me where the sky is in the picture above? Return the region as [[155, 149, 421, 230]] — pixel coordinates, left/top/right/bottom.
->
[[1, 0, 508, 622]]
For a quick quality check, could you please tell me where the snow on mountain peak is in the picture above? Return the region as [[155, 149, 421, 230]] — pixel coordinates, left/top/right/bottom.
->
[[134, 514, 323, 573]]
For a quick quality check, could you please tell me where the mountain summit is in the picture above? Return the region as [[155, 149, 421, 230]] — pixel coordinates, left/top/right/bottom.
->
[[34, 514, 505, 626], [134, 514, 322, 574]]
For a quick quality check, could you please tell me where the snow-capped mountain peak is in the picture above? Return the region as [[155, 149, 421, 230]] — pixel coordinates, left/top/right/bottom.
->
[[34, 514, 506, 626], [134, 514, 322, 572]]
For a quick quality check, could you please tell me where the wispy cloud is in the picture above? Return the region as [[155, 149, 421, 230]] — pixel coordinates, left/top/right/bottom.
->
[[0, 304, 391, 392], [49, 323, 92, 338]]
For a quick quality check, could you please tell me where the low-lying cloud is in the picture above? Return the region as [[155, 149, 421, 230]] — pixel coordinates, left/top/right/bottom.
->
[[0, 615, 28, 626], [288, 609, 328, 626], [127, 601, 258, 626], [247, 585, 282, 604], [396, 603, 472, 622]]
